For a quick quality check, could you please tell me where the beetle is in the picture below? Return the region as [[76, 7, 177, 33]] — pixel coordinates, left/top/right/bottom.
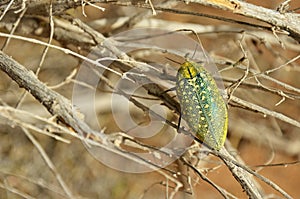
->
[[176, 61, 228, 150]]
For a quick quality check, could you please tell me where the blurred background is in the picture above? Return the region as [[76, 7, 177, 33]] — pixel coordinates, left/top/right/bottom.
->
[[0, 0, 300, 198]]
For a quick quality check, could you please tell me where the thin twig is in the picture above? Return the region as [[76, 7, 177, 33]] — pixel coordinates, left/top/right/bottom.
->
[[210, 148, 293, 199], [21, 127, 74, 199], [230, 95, 300, 128], [181, 156, 231, 199], [1, 6, 27, 50], [0, 0, 14, 21], [0, 32, 122, 77], [0, 182, 35, 199]]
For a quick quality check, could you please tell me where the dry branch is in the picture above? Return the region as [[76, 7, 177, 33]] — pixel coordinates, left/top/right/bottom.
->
[[108, 0, 300, 43], [0, 49, 183, 198], [185, 0, 300, 42], [0, 50, 97, 138], [0, 0, 299, 198]]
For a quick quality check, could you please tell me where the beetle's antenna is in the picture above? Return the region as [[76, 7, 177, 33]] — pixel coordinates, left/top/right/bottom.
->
[[165, 56, 182, 65], [176, 29, 209, 63]]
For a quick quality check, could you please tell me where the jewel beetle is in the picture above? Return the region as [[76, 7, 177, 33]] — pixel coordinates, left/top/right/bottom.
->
[[176, 61, 228, 150]]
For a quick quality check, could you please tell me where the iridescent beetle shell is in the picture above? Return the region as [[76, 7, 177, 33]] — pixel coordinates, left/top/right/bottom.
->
[[176, 61, 228, 150]]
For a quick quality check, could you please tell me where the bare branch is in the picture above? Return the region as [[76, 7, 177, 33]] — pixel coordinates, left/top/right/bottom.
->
[[184, 0, 300, 42]]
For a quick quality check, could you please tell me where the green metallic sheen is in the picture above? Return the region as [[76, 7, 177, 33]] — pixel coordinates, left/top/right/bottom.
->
[[176, 61, 228, 150]]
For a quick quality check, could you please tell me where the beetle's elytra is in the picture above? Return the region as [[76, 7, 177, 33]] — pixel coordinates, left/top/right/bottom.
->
[[176, 61, 228, 150]]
